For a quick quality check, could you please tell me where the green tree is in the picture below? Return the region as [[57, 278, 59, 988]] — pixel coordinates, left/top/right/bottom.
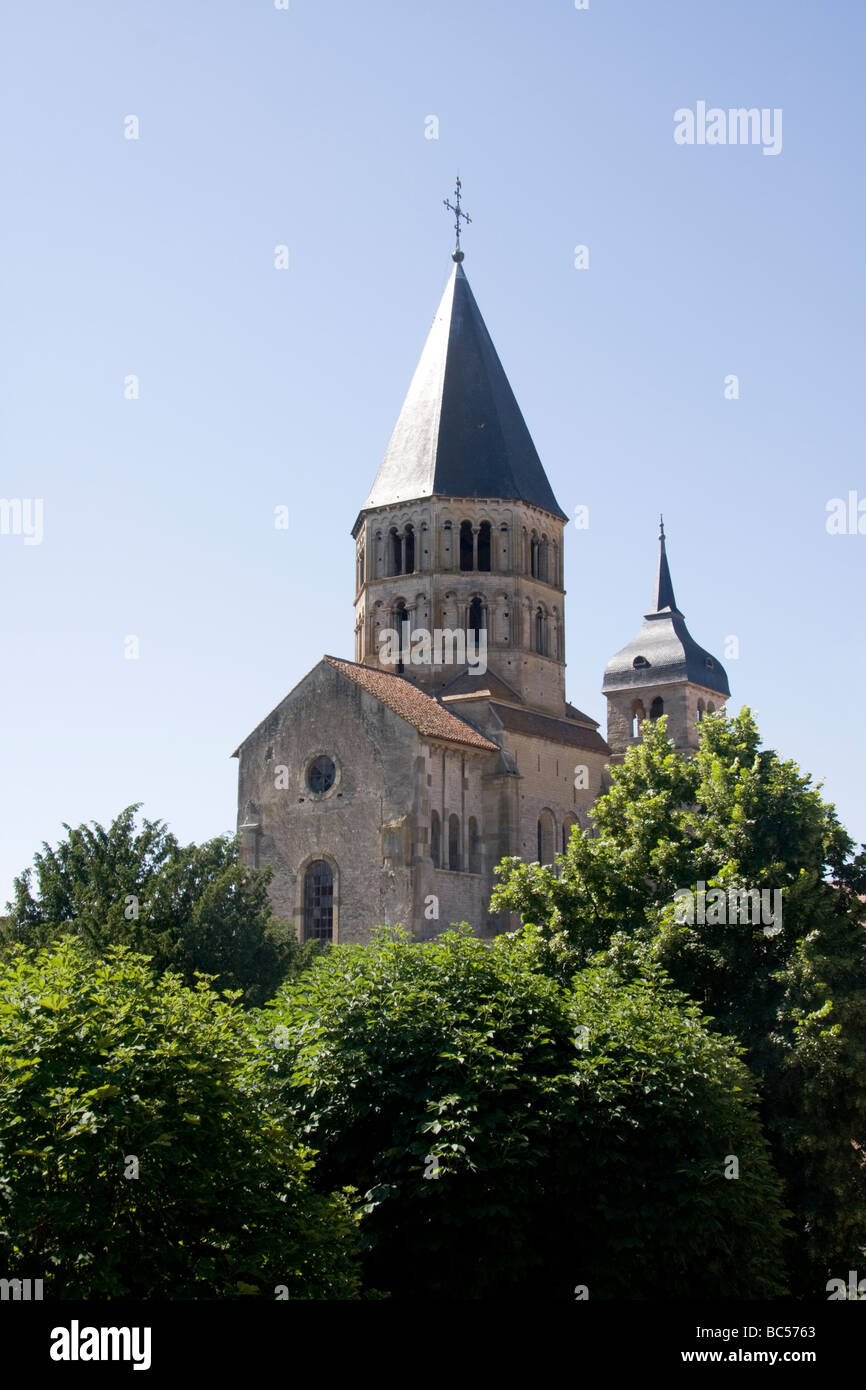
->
[[262, 925, 788, 1300], [492, 710, 866, 1295], [0, 938, 359, 1299], [2, 806, 321, 1006]]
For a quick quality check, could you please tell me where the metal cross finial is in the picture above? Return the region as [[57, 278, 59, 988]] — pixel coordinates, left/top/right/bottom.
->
[[659, 514, 666, 541], [443, 176, 471, 262]]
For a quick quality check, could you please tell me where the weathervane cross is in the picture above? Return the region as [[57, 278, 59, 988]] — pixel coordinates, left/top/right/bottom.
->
[[443, 176, 471, 262]]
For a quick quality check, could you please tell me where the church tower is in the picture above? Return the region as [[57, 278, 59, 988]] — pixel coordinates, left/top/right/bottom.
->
[[602, 521, 730, 756], [351, 255, 570, 716], [236, 190, 725, 945]]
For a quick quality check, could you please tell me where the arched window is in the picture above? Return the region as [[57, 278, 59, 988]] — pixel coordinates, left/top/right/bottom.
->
[[535, 606, 545, 654], [499, 523, 509, 570], [537, 809, 555, 865], [631, 700, 645, 738], [650, 697, 664, 719], [468, 817, 481, 874], [459, 521, 474, 571], [389, 528, 402, 577], [562, 814, 578, 855], [707, 702, 716, 715], [530, 534, 539, 577], [303, 860, 333, 942], [448, 814, 460, 870], [697, 699, 705, 722], [477, 521, 491, 572], [393, 601, 408, 660], [404, 525, 415, 575], [468, 596, 484, 644], [357, 547, 365, 589], [539, 536, 549, 583], [431, 811, 441, 868]]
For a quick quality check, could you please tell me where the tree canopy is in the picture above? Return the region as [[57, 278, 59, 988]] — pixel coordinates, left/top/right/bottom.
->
[[261, 924, 788, 1300], [0, 938, 360, 1299], [492, 709, 866, 1295], [2, 805, 320, 1006]]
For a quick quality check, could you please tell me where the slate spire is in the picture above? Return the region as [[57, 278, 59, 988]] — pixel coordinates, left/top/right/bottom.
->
[[358, 262, 567, 520], [651, 515, 680, 615], [602, 522, 730, 699]]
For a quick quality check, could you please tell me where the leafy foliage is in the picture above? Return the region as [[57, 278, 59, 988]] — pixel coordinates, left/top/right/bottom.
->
[[2, 806, 321, 1006], [262, 925, 788, 1300], [0, 939, 359, 1299], [492, 709, 866, 1293]]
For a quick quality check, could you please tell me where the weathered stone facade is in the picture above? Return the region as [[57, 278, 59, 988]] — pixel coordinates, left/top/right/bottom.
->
[[354, 497, 567, 712], [235, 660, 499, 943]]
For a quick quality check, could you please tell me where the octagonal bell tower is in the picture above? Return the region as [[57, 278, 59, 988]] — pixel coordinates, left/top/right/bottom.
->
[[352, 256, 570, 717]]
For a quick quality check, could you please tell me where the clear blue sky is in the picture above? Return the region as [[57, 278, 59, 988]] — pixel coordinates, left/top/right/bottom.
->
[[2, 0, 864, 902]]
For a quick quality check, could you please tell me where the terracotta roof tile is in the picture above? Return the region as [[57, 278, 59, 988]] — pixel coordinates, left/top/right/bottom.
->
[[324, 657, 499, 751], [438, 668, 523, 702]]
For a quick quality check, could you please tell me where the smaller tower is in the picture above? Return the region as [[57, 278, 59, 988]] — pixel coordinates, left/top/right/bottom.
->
[[602, 519, 729, 756]]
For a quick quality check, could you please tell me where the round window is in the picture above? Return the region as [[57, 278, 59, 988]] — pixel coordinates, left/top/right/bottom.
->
[[307, 755, 336, 794]]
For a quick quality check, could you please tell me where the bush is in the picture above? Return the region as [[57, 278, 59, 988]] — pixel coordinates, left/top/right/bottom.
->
[[262, 926, 789, 1300], [0, 939, 360, 1299]]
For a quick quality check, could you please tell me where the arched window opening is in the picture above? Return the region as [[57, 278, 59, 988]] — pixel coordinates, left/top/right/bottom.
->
[[448, 813, 460, 870], [650, 697, 664, 720], [535, 606, 545, 655], [530, 534, 539, 577], [431, 811, 441, 868], [477, 521, 491, 572], [539, 536, 549, 583], [303, 860, 333, 942], [697, 699, 705, 722], [468, 817, 481, 874], [357, 548, 365, 589], [404, 525, 415, 575], [389, 528, 402, 577], [393, 601, 408, 660], [459, 521, 474, 571], [537, 810, 555, 865], [468, 596, 484, 645], [707, 702, 716, 715], [631, 701, 645, 738]]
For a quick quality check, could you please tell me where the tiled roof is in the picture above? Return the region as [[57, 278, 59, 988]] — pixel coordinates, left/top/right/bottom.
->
[[489, 701, 610, 754], [324, 657, 499, 750], [438, 668, 523, 702], [564, 701, 600, 730]]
